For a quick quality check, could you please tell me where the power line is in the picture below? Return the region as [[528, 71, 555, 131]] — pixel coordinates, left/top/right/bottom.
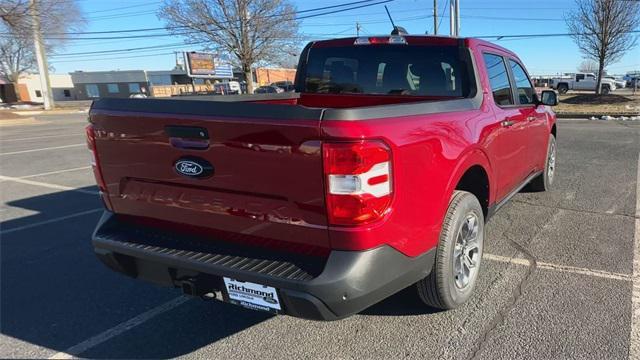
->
[[49, 29, 351, 58], [25, 0, 394, 46], [5, 12, 569, 41], [437, 0, 448, 33], [480, 30, 640, 40], [49, 51, 177, 63], [46, 28, 640, 59], [0, 31, 197, 41], [37, 0, 388, 35], [87, 10, 158, 21], [86, 0, 387, 21], [84, 1, 161, 15], [50, 42, 205, 57]]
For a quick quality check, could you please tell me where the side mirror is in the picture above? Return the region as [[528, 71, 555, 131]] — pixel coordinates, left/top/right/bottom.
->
[[539, 90, 558, 106]]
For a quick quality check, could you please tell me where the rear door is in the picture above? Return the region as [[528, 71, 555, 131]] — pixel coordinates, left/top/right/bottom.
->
[[582, 73, 597, 90], [90, 98, 331, 250], [482, 52, 532, 200]]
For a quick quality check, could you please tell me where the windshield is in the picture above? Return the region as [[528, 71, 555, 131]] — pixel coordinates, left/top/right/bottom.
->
[[302, 44, 472, 97]]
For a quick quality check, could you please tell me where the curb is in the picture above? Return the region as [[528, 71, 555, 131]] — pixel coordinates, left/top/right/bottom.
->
[[556, 113, 640, 119], [8, 109, 89, 116]]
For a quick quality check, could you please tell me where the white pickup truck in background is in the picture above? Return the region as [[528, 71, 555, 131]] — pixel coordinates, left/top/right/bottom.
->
[[550, 72, 617, 94]]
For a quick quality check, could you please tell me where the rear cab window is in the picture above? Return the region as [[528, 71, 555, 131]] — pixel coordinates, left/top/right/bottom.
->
[[301, 41, 474, 98], [482, 53, 513, 106]]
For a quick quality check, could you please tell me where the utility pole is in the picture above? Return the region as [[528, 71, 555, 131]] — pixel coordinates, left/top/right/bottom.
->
[[433, 0, 437, 35], [240, 2, 254, 94], [356, 21, 361, 36], [30, 0, 53, 109]]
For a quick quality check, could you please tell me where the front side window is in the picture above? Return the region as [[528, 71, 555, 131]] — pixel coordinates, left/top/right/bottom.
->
[[483, 53, 513, 106], [303, 45, 472, 97], [509, 60, 535, 105]]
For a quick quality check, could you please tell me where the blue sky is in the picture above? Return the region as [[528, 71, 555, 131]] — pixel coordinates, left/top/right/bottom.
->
[[48, 0, 640, 76]]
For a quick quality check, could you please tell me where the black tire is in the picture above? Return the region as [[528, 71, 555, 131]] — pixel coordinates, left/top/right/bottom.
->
[[557, 84, 569, 94], [601, 85, 610, 95], [528, 134, 556, 192], [416, 190, 484, 310]]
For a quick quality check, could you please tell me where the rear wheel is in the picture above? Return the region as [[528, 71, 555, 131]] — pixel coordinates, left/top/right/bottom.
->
[[529, 134, 556, 192], [416, 191, 484, 309], [601, 85, 611, 95], [557, 84, 569, 94]]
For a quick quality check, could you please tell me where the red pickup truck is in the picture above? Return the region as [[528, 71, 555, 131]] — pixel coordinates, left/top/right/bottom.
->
[[88, 35, 558, 320]]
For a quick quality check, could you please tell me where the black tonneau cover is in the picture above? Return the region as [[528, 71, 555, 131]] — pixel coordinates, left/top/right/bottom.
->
[[90, 95, 321, 121]]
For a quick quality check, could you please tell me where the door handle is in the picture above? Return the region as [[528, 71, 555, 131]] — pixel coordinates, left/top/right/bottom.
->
[[165, 125, 210, 150], [527, 116, 536, 121], [501, 120, 515, 128]]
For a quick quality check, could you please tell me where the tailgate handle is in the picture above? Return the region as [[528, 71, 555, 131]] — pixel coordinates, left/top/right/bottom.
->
[[165, 126, 209, 150]]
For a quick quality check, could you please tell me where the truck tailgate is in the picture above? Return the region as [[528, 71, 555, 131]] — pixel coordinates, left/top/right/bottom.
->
[[90, 98, 329, 251]]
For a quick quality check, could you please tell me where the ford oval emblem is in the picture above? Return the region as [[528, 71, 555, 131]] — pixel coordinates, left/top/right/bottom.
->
[[174, 157, 213, 178]]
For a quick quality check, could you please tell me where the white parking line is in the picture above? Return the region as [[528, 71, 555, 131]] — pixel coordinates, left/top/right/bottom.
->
[[0, 208, 103, 235], [483, 253, 631, 282], [48, 296, 191, 359], [0, 134, 80, 142], [19, 166, 91, 179], [629, 153, 640, 359], [0, 143, 85, 156], [0, 175, 98, 195]]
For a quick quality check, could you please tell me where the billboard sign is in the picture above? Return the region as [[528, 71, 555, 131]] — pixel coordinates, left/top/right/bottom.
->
[[184, 52, 233, 79]]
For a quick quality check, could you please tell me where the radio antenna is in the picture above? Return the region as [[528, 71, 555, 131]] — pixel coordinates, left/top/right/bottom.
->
[[385, 5, 408, 35], [384, 5, 396, 28]]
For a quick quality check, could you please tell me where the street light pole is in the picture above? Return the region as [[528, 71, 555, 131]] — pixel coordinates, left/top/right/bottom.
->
[[449, 0, 455, 36], [433, 0, 437, 35], [455, 0, 460, 36], [30, 0, 53, 109], [449, 0, 460, 36]]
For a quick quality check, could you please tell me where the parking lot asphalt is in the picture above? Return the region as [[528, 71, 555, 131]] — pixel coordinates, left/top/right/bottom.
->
[[1, 113, 639, 359]]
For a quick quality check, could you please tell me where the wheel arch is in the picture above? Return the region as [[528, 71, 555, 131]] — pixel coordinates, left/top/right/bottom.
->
[[454, 165, 490, 218], [445, 149, 493, 219]]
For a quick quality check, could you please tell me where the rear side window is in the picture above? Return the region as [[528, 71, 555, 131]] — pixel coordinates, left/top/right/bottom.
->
[[303, 45, 472, 97], [483, 53, 513, 106], [509, 60, 535, 105]]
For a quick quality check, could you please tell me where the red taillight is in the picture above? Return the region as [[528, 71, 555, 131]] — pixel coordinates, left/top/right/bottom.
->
[[323, 141, 393, 226], [86, 124, 111, 209]]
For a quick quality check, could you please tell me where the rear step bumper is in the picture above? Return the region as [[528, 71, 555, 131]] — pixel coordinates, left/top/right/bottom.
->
[[92, 211, 435, 321]]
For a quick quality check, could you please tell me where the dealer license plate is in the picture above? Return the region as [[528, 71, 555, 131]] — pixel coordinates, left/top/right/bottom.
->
[[223, 277, 282, 313]]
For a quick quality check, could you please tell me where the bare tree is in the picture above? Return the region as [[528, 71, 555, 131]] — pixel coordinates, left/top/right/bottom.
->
[[0, 0, 85, 99], [0, 0, 30, 30], [0, 33, 33, 84], [577, 59, 599, 73], [566, 0, 640, 94], [158, 0, 301, 93]]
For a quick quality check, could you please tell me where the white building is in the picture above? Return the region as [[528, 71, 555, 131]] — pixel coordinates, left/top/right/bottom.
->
[[18, 74, 76, 102]]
